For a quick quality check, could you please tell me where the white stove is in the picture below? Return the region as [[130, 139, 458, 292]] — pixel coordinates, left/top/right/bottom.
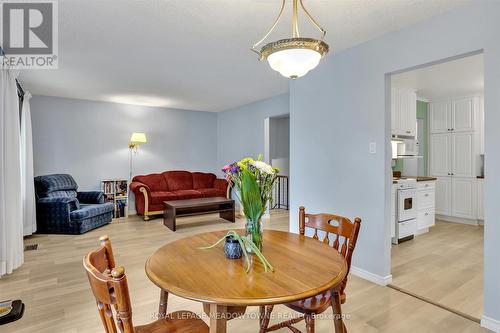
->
[[394, 177, 417, 188], [392, 178, 417, 244]]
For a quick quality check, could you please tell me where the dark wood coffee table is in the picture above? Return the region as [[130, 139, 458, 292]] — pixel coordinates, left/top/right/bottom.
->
[[163, 197, 235, 231]]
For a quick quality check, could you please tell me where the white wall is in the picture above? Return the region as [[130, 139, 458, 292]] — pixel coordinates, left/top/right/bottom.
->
[[31, 96, 218, 212], [217, 94, 289, 167], [290, 2, 500, 328]]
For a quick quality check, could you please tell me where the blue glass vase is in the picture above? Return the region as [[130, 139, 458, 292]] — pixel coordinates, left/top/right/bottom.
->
[[224, 236, 242, 259]]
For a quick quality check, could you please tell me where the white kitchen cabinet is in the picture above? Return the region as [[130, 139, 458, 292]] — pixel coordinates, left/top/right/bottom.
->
[[435, 176, 476, 220], [430, 132, 475, 178], [429, 96, 481, 222], [417, 189, 435, 209], [416, 181, 436, 231], [430, 133, 452, 177], [479, 97, 484, 155], [451, 132, 475, 177], [430, 101, 452, 134], [391, 88, 398, 136], [430, 97, 477, 134], [451, 177, 477, 219], [391, 184, 396, 238], [417, 210, 435, 230], [435, 177, 452, 216], [477, 178, 484, 220], [391, 88, 416, 137], [453, 98, 475, 132]]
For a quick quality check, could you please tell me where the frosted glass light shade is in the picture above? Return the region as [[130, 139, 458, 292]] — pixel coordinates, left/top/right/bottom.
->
[[130, 132, 147, 144], [267, 48, 322, 79]]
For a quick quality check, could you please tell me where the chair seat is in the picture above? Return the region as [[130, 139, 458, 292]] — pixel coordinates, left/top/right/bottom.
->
[[135, 311, 208, 333], [286, 290, 346, 314], [70, 202, 114, 220]]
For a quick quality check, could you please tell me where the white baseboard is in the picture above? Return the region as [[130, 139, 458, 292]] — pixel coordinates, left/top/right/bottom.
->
[[350, 266, 392, 286], [481, 315, 500, 332], [436, 214, 479, 226]]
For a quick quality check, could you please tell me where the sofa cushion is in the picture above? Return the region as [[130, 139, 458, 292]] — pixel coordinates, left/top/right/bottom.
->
[[133, 173, 168, 192], [35, 174, 78, 198], [70, 202, 114, 221], [197, 188, 226, 198], [172, 190, 202, 200], [164, 171, 194, 191], [192, 172, 216, 189], [151, 191, 178, 205]]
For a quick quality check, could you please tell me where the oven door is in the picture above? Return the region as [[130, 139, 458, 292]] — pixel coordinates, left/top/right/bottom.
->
[[398, 188, 417, 221]]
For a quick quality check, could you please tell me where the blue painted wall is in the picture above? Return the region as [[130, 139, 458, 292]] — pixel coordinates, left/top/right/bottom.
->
[[289, 2, 500, 324], [216, 94, 289, 168], [31, 96, 219, 212]]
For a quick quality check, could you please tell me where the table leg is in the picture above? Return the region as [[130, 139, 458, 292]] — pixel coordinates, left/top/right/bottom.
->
[[331, 287, 345, 333], [219, 206, 235, 223], [163, 207, 176, 231], [209, 304, 227, 333], [158, 289, 168, 318]]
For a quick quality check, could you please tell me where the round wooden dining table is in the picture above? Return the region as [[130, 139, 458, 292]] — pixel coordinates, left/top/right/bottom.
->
[[145, 230, 348, 333]]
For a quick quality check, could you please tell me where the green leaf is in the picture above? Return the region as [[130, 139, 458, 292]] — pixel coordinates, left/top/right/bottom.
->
[[239, 169, 263, 222]]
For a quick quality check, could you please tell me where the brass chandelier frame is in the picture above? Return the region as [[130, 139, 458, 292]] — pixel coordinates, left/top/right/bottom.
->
[[252, 0, 329, 61]]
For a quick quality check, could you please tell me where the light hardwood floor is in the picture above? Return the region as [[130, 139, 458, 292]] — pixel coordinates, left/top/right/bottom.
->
[[0, 212, 489, 332], [391, 220, 484, 319]]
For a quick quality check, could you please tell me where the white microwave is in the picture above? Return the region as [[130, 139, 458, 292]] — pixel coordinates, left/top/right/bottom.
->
[[397, 139, 419, 157]]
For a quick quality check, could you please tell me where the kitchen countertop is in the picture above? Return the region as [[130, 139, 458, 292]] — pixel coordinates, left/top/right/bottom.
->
[[414, 176, 437, 182], [393, 176, 437, 183]]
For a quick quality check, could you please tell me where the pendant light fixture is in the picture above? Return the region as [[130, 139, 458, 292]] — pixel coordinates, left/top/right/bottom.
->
[[252, 0, 329, 79]]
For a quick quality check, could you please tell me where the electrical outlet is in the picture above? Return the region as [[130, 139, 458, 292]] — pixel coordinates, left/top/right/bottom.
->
[[370, 142, 377, 154]]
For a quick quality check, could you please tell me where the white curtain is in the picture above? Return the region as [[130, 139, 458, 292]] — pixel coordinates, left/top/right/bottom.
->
[[0, 66, 23, 277], [21, 92, 36, 236]]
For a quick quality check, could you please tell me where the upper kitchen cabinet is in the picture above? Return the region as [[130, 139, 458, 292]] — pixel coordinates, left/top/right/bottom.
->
[[391, 88, 417, 138], [430, 97, 478, 134], [430, 101, 451, 133], [452, 97, 476, 132]]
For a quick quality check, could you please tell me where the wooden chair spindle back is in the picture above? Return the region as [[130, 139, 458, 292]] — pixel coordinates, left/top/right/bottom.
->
[[83, 236, 135, 333], [299, 206, 361, 297]]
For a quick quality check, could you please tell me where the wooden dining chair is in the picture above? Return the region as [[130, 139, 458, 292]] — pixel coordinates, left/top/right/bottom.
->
[[259, 206, 361, 333], [83, 235, 208, 333]]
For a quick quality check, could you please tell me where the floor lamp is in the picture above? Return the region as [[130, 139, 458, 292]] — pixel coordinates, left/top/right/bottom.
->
[[129, 132, 147, 181]]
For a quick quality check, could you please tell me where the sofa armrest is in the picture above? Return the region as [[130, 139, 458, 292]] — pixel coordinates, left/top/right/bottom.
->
[[214, 179, 230, 198], [77, 191, 104, 204], [130, 182, 151, 200], [130, 181, 153, 219], [36, 197, 80, 231], [38, 197, 80, 210]]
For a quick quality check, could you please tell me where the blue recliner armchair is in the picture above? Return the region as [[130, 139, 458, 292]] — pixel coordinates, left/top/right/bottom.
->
[[34, 174, 114, 234]]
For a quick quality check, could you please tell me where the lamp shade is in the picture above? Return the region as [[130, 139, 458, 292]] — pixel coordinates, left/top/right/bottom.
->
[[267, 48, 322, 79], [130, 132, 147, 144]]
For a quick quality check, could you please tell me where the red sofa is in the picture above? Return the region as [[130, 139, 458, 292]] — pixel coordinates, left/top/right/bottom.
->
[[129, 171, 229, 220]]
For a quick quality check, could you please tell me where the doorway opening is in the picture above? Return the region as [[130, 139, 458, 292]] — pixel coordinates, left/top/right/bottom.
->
[[265, 114, 290, 213], [389, 52, 484, 321]]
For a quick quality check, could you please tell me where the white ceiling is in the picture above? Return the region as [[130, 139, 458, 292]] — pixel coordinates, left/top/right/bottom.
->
[[20, 0, 471, 111], [392, 53, 484, 101]]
